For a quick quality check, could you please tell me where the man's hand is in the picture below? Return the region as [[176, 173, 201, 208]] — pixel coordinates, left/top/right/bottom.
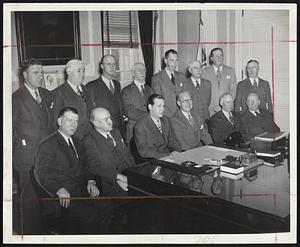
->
[[56, 187, 70, 208], [116, 173, 128, 191], [171, 151, 179, 155], [87, 180, 100, 198]]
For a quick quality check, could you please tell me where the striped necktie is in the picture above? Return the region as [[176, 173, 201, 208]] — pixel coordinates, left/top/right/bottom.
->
[[188, 113, 198, 132], [109, 80, 115, 94], [34, 90, 42, 105], [157, 119, 163, 134], [216, 68, 221, 87]]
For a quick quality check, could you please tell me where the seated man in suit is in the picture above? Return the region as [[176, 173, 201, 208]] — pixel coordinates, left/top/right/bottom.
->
[[35, 107, 112, 234], [171, 91, 213, 151], [241, 93, 280, 141], [151, 49, 186, 117], [122, 62, 154, 145], [208, 93, 242, 145], [134, 94, 182, 159], [235, 59, 273, 113], [53, 59, 92, 139], [84, 107, 135, 197], [183, 60, 211, 121]]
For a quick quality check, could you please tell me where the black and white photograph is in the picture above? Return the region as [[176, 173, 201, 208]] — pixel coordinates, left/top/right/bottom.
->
[[3, 2, 297, 244]]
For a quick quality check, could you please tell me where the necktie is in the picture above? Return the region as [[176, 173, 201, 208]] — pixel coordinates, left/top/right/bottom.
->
[[157, 119, 163, 134], [109, 80, 115, 94], [253, 79, 258, 88], [188, 113, 198, 132], [77, 86, 86, 101], [195, 80, 200, 90], [107, 133, 115, 147], [255, 111, 261, 117], [229, 112, 235, 125], [141, 84, 145, 95], [34, 90, 42, 105], [68, 138, 78, 158], [171, 73, 175, 85], [216, 68, 221, 87]]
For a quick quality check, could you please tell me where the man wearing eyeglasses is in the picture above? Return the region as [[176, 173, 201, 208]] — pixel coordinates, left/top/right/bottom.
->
[[86, 54, 126, 140], [53, 59, 93, 140], [171, 91, 212, 151]]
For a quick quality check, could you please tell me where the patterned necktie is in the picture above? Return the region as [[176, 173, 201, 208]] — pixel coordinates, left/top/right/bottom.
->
[[141, 84, 145, 95], [253, 79, 258, 88], [34, 90, 42, 105], [171, 73, 175, 85], [107, 133, 116, 147], [195, 80, 200, 90], [216, 68, 221, 87], [157, 119, 163, 134], [77, 86, 86, 101], [68, 138, 78, 158], [188, 113, 198, 132], [229, 112, 235, 125], [109, 80, 115, 95]]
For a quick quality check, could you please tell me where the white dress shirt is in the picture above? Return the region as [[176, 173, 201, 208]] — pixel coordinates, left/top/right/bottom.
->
[[222, 109, 233, 122], [134, 79, 145, 93], [96, 129, 116, 146], [58, 130, 78, 158], [24, 83, 40, 99], [213, 65, 223, 74], [67, 80, 82, 94], [165, 68, 174, 81], [191, 77, 201, 87], [101, 75, 115, 91], [249, 77, 259, 86]]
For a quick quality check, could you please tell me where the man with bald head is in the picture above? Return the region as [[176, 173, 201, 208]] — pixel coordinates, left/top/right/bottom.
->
[[240, 93, 280, 141], [208, 93, 242, 144], [182, 60, 211, 121], [122, 62, 154, 144], [53, 59, 93, 139], [84, 107, 135, 197], [86, 54, 126, 139]]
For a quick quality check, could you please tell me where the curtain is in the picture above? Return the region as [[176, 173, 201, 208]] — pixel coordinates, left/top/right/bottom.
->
[[138, 11, 153, 86]]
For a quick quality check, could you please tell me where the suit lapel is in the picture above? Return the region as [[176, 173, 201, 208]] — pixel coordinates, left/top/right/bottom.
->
[[220, 111, 233, 129], [98, 77, 114, 97], [21, 86, 44, 119], [147, 115, 165, 142]]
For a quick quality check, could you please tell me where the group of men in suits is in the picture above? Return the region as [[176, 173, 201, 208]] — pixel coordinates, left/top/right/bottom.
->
[[12, 46, 280, 234]]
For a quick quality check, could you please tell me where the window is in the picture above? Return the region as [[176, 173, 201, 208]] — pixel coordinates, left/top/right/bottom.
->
[[101, 11, 144, 86]]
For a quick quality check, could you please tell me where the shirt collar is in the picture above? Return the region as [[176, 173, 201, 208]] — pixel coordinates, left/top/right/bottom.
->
[[150, 116, 161, 126], [249, 109, 259, 116], [165, 68, 174, 80], [191, 77, 201, 87], [58, 130, 73, 145], [222, 109, 231, 118], [24, 83, 39, 98], [67, 80, 81, 93], [213, 65, 223, 74], [181, 110, 190, 120], [249, 77, 259, 85], [101, 75, 114, 89], [133, 79, 145, 88], [96, 128, 109, 138]]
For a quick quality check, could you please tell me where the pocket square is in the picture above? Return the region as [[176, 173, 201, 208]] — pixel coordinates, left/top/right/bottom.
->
[[226, 75, 231, 79]]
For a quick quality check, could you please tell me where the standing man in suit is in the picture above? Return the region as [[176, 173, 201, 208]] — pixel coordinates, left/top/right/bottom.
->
[[134, 94, 181, 159], [84, 107, 135, 197], [202, 48, 237, 117], [171, 91, 213, 151], [12, 58, 55, 234], [122, 62, 154, 145], [235, 60, 273, 113], [183, 60, 211, 121], [85, 54, 126, 139], [53, 59, 92, 140], [208, 93, 242, 144], [151, 49, 186, 117], [35, 107, 112, 234], [241, 93, 280, 141]]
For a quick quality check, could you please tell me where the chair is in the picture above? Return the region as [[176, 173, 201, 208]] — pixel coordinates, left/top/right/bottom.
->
[[129, 137, 150, 165]]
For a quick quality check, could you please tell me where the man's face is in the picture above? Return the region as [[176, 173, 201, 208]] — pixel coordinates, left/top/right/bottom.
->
[[149, 98, 165, 119], [164, 53, 178, 72], [178, 92, 193, 113], [23, 65, 44, 89], [67, 63, 85, 86], [246, 94, 260, 111], [58, 111, 79, 137], [133, 64, 146, 82], [94, 110, 113, 132], [101, 55, 116, 78], [221, 95, 234, 112], [246, 62, 260, 78], [189, 61, 202, 79], [211, 49, 224, 67]]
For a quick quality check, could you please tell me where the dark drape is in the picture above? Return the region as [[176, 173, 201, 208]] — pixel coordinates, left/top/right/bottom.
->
[[138, 11, 153, 87]]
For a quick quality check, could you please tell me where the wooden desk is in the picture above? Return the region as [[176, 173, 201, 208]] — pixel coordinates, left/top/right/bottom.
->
[[125, 145, 290, 233]]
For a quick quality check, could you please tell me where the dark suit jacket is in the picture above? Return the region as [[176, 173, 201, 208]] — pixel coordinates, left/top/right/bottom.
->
[[151, 69, 186, 117], [201, 65, 237, 116], [35, 132, 93, 197], [241, 108, 280, 140], [12, 85, 55, 173], [234, 78, 273, 113], [183, 77, 211, 121], [134, 115, 181, 159], [171, 110, 213, 151], [85, 77, 126, 139], [52, 82, 93, 140], [121, 81, 154, 144], [208, 110, 242, 143], [83, 128, 135, 195]]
